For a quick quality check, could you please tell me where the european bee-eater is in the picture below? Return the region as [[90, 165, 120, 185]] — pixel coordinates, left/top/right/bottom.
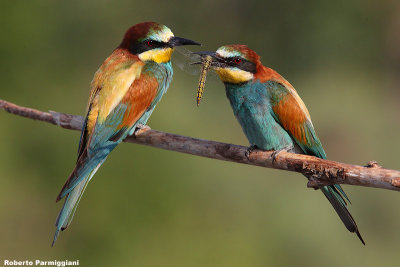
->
[[195, 45, 364, 244], [52, 22, 200, 246]]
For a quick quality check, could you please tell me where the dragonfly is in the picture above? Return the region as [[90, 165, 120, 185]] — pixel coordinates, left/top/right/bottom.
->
[[173, 47, 217, 106]]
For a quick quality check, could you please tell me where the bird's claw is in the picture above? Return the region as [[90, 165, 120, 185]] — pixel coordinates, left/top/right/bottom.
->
[[270, 146, 293, 164], [136, 123, 150, 130], [270, 150, 282, 164], [134, 124, 151, 137], [245, 145, 258, 160]]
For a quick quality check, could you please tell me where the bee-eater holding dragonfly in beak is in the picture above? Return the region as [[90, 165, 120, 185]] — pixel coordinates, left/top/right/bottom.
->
[[195, 44, 364, 244]]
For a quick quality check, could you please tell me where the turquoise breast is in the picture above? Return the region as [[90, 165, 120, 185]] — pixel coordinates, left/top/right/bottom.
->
[[224, 81, 294, 151]]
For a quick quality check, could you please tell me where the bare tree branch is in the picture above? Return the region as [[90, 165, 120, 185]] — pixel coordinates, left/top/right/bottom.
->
[[2, 99, 400, 191]]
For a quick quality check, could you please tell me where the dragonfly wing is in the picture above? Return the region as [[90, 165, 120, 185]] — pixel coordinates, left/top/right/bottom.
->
[[173, 47, 219, 80], [173, 47, 202, 75]]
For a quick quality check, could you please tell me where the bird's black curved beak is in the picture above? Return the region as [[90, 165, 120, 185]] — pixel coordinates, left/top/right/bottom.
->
[[192, 51, 224, 67], [169, 36, 201, 47], [193, 51, 218, 57]]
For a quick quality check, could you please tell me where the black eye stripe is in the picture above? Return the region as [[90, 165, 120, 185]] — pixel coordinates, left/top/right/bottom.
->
[[225, 57, 257, 73], [228, 57, 242, 64], [144, 40, 165, 48], [129, 40, 168, 54]]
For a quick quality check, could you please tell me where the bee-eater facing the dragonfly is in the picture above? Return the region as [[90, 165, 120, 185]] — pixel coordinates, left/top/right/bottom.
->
[[52, 22, 200, 246], [195, 45, 364, 244]]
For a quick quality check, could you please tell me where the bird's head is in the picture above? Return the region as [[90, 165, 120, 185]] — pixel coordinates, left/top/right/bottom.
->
[[196, 44, 260, 84], [120, 22, 200, 63]]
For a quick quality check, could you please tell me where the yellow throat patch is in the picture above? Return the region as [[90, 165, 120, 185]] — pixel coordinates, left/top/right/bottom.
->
[[139, 47, 174, 63], [215, 67, 254, 84]]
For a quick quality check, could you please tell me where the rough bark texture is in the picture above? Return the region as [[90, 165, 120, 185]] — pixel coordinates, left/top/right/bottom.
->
[[2, 99, 400, 191]]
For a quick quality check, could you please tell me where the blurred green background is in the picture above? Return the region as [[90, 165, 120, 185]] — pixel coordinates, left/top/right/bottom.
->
[[1, 0, 400, 266]]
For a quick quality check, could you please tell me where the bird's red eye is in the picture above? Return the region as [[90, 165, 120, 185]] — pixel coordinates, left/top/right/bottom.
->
[[234, 58, 242, 64], [146, 40, 154, 47]]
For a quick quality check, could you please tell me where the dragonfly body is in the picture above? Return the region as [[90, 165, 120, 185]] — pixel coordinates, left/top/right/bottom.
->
[[196, 55, 212, 106]]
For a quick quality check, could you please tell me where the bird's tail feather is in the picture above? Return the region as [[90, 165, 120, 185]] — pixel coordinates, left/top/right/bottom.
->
[[321, 185, 365, 245], [51, 162, 102, 247], [56, 151, 111, 201]]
